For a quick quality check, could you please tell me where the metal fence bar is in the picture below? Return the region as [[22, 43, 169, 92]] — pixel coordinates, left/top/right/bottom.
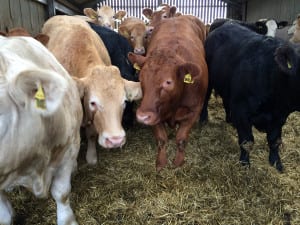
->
[[95, 0, 227, 25]]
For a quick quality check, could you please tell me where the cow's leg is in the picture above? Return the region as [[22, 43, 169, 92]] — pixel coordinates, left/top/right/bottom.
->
[[0, 191, 13, 225], [153, 123, 168, 171], [85, 127, 97, 165], [267, 128, 283, 172], [233, 114, 254, 167], [199, 81, 212, 123], [51, 157, 78, 225], [173, 122, 194, 168]]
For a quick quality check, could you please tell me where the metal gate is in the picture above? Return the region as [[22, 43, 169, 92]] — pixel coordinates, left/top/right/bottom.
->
[[101, 0, 227, 24]]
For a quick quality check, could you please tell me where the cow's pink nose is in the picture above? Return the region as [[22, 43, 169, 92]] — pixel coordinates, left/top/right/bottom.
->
[[134, 47, 145, 55], [105, 136, 125, 148], [136, 111, 155, 124]]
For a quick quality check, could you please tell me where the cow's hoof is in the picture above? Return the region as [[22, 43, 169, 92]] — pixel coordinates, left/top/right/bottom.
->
[[156, 160, 167, 172], [270, 160, 284, 172], [239, 160, 250, 169], [173, 158, 185, 168]]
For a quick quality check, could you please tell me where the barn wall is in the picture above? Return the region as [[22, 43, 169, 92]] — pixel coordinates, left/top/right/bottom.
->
[[0, 0, 47, 35], [246, 0, 300, 24]]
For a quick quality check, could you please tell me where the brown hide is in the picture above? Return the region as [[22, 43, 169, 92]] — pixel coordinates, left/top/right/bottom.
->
[[128, 15, 208, 171], [118, 17, 147, 55]]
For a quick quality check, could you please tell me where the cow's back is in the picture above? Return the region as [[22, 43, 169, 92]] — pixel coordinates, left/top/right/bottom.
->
[[42, 15, 111, 77], [147, 15, 206, 63]]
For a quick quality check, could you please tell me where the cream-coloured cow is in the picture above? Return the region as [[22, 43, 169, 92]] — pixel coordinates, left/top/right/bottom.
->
[[0, 35, 82, 225], [118, 17, 147, 55], [42, 15, 142, 165], [83, 5, 126, 30]]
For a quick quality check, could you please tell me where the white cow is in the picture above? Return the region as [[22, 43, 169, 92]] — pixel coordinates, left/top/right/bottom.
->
[[83, 5, 126, 30], [0, 36, 83, 225]]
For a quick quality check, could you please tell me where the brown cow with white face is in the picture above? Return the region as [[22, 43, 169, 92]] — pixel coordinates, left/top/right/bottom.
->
[[83, 5, 126, 30], [128, 15, 208, 171], [118, 17, 147, 55], [42, 15, 142, 165], [142, 4, 181, 46]]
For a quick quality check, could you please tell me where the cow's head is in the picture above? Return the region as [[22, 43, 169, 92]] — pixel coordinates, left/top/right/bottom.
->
[[118, 19, 147, 55], [143, 5, 180, 27], [74, 65, 142, 148], [84, 6, 126, 29], [128, 52, 200, 125]]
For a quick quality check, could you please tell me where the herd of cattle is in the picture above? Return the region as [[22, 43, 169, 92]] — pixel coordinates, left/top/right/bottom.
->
[[0, 3, 300, 225]]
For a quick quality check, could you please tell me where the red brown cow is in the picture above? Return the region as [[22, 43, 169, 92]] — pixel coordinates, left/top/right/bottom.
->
[[128, 15, 208, 171]]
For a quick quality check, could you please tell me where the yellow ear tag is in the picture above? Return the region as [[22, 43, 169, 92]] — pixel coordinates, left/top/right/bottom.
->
[[287, 61, 292, 69], [184, 73, 194, 84], [134, 63, 141, 71], [35, 84, 46, 109]]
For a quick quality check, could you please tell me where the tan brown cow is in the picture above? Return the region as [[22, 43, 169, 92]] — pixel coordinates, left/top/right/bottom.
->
[[42, 15, 142, 165], [83, 5, 126, 30], [128, 15, 208, 171], [118, 17, 147, 55]]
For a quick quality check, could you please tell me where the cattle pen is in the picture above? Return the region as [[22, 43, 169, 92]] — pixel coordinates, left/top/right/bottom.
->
[[6, 96, 300, 225], [1, 0, 300, 225]]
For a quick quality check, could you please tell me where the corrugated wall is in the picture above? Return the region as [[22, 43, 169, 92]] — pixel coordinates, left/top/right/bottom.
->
[[246, 0, 300, 24], [0, 0, 47, 35], [102, 0, 228, 24]]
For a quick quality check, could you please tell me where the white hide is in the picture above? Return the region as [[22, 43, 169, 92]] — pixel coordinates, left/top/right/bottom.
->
[[0, 36, 82, 225]]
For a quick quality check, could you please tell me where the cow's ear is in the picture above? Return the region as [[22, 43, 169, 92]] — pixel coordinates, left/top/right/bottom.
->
[[123, 79, 142, 101], [11, 69, 67, 116], [143, 8, 153, 20], [115, 10, 126, 20], [274, 45, 297, 75], [83, 8, 98, 19], [72, 76, 86, 98], [34, 34, 49, 46], [176, 62, 200, 84], [128, 52, 146, 69], [169, 6, 177, 17], [118, 26, 130, 38]]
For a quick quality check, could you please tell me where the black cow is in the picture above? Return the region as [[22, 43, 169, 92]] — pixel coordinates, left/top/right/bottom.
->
[[202, 22, 300, 171], [88, 22, 138, 128], [209, 18, 288, 37]]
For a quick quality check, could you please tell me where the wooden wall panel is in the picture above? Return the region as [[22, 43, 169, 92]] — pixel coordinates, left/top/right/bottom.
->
[[0, 0, 46, 35]]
